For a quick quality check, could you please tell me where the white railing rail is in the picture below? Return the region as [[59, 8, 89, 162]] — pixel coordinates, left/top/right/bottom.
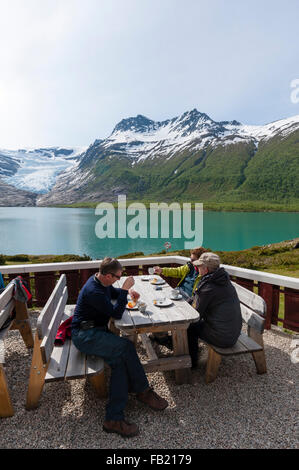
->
[[0, 255, 298, 290]]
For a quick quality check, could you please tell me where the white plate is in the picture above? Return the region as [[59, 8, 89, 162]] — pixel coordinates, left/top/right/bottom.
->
[[126, 302, 139, 310], [141, 275, 150, 281], [169, 294, 183, 300], [150, 278, 165, 285], [153, 299, 173, 307]]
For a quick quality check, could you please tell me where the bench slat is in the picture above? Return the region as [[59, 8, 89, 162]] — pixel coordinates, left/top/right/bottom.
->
[[240, 304, 265, 334], [85, 355, 105, 377], [40, 286, 68, 363], [45, 307, 76, 382], [0, 298, 15, 330], [212, 337, 248, 356], [232, 281, 266, 316], [45, 339, 71, 382], [64, 341, 86, 380], [0, 312, 13, 365], [0, 338, 5, 365], [37, 275, 66, 339], [211, 332, 263, 356], [0, 284, 14, 311], [237, 332, 263, 352]]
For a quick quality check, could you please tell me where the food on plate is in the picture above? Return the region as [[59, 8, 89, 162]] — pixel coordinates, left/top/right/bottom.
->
[[127, 301, 137, 309]]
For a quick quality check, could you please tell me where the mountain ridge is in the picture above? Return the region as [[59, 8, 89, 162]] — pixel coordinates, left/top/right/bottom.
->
[[0, 109, 298, 207]]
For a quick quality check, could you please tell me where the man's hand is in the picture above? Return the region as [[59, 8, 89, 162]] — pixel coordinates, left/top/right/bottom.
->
[[129, 289, 140, 302], [122, 276, 135, 291], [153, 266, 162, 274]]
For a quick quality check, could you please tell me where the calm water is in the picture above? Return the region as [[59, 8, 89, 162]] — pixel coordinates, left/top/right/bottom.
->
[[0, 207, 298, 258]]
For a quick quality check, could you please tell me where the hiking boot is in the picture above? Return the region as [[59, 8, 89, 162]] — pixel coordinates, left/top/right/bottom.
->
[[103, 420, 139, 438], [137, 388, 168, 411]]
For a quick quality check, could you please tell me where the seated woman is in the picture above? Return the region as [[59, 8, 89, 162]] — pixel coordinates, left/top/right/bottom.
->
[[188, 252, 242, 368], [153, 247, 204, 300], [150, 247, 204, 347]]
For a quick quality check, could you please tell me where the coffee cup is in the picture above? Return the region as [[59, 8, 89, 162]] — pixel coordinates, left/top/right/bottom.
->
[[171, 289, 180, 299], [138, 301, 147, 313], [148, 267, 154, 275]]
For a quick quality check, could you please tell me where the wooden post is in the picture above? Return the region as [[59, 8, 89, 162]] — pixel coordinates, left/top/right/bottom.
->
[[89, 371, 107, 398], [25, 333, 48, 410], [234, 277, 254, 291], [123, 332, 138, 347], [258, 282, 280, 330], [205, 346, 222, 384], [284, 287, 299, 333], [0, 365, 14, 418], [109, 319, 120, 336], [248, 327, 267, 374], [59, 270, 80, 304], [79, 269, 98, 289], [34, 271, 57, 307], [172, 328, 191, 384], [13, 300, 34, 349]]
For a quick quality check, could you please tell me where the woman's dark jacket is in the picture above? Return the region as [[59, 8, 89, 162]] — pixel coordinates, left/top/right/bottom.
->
[[192, 267, 242, 347]]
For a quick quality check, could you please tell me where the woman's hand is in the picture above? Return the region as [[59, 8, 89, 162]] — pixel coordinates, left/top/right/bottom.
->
[[153, 266, 162, 274]]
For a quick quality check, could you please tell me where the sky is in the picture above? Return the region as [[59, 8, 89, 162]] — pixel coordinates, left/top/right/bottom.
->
[[0, 0, 298, 149]]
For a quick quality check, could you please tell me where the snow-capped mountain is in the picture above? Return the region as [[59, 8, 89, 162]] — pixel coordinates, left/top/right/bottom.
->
[[1, 108, 298, 206], [0, 147, 86, 194], [97, 109, 299, 162], [36, 108, 299, 206]]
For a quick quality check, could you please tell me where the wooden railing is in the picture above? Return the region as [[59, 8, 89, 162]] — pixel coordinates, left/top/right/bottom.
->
[[0, 256, 298, 333]]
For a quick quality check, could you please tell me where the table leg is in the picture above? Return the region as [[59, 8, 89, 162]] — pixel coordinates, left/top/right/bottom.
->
[[109, 319, 120, 336], [123, 332, 138, 347], [172, 328, 191, 384]]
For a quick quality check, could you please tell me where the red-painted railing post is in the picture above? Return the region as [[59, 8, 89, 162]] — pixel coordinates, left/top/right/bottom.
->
[[123, 266, 140, 276], [59, 270, 80, 304], [234, 277, 254, 291], [258, 282, 280, 329], [79, 269, 98, 289], [34, 271, 57, 307], [284, 288, 299, 332]]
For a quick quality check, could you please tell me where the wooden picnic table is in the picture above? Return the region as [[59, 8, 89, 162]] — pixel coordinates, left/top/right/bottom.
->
[[113, 275, 199, 384]]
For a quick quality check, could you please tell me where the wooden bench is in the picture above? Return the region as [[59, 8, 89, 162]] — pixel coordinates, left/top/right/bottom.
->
[[0, 282, 34, 417], [204, 281, 267, 384], [26, 274, 106, 410]]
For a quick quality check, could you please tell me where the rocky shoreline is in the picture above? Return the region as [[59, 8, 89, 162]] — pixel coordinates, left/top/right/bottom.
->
[[0, 179, 37, 207]]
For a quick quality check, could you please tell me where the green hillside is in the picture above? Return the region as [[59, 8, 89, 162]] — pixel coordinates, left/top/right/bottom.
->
[[78, 129, 299, 209]]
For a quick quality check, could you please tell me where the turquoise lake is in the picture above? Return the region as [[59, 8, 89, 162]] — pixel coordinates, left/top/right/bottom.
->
[[0, 207, 298, 259]]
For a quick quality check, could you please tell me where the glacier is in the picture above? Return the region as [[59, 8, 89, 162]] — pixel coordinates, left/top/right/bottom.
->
[[0, 147, 86, 193]]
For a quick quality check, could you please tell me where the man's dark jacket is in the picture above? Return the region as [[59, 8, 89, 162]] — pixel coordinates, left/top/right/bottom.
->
[[193, 267, 242, 347], [71, 275, 127, 333]]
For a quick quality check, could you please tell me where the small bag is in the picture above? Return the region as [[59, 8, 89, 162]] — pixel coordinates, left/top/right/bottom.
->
[[11, 276, 32, 303]]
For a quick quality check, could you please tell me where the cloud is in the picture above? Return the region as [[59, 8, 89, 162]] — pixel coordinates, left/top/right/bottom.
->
[[0, 0, 298, 148]]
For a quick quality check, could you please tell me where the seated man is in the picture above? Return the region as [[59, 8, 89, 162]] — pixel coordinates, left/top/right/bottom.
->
[[151, 247, 204, 347], [187, 252, 242, 368], [71, 257, 168, 438]]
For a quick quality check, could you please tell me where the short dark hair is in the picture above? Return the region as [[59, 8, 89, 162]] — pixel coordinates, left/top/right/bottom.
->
[[190, 247, 207, 259], [99, 257, 122, 275]]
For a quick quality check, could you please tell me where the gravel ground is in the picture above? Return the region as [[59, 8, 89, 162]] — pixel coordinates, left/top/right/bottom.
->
[[0, 310, 298, 449]]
